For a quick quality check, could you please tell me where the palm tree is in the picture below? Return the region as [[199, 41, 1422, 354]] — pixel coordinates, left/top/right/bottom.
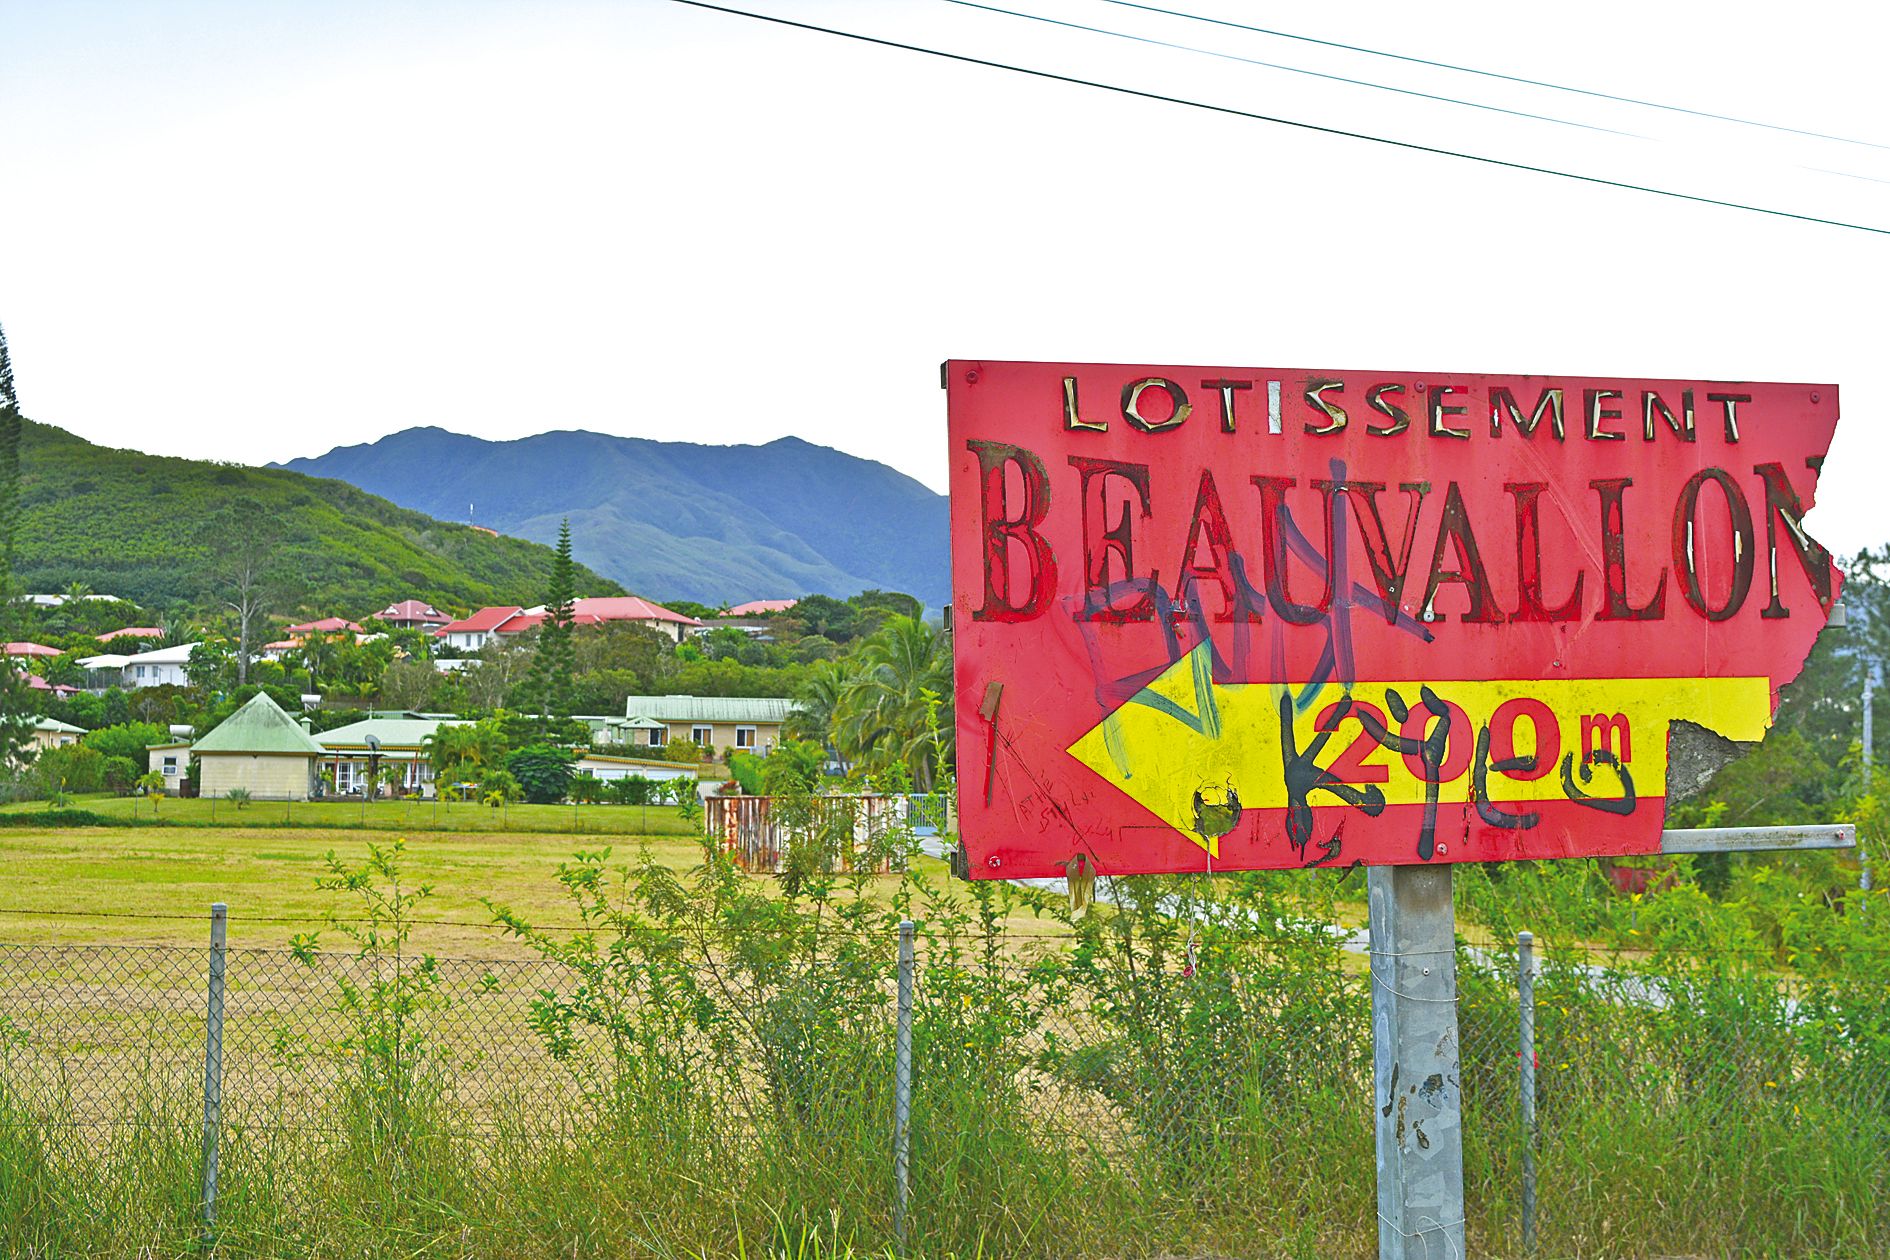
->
[[424, 720, 506, 782], [786, 657, 852, 767], [298, 630, 340, 691], [833, 616, 953, 790]]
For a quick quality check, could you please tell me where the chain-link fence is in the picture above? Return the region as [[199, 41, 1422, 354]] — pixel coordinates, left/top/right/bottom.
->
[[1, 918, 1884, 1257]]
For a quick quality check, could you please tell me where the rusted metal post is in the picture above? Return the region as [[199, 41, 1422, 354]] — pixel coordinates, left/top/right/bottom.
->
[[1519, 930, 1538, 1256], [200, 902, 228, 1239], [1369, 864, 1465, 1260], [893, 919, 915, 1253]]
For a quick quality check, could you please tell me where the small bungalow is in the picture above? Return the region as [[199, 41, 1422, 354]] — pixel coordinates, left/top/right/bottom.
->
[[147, 739, 194, 788], [315, 712, 467, 798], [616, 695, 798, 756], [192, 692, 324, 800], [4, 642, 63, 660], [29, 717, 86, 754]]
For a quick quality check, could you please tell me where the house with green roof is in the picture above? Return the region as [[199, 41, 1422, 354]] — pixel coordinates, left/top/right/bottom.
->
[[603, 694, 800, 757], [193, 692, 325, 800], [315, 712, 468, 797], [29, 716, 86, 756]]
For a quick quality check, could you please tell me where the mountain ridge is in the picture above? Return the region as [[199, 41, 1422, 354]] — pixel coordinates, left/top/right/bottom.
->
[[274, 427, 949, 607]]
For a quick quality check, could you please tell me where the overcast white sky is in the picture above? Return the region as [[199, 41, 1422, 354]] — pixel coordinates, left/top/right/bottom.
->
[[5, 0, 1888, 551]]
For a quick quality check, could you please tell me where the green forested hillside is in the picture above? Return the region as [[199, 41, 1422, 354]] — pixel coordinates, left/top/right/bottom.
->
[[15, 420, 623, 615]]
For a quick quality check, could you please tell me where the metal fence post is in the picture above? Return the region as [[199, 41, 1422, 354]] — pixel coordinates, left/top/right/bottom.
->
[[1369, 864, 1465, 1260], [1518, 930, 1538, 1256], [201, 903, 228, 1239], [1865, 672, 1875, 907], [893, 919, 915, 1253]]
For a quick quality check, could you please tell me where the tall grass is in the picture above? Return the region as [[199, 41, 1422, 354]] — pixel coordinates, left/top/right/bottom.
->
[[1, 822, 1886, 1257]]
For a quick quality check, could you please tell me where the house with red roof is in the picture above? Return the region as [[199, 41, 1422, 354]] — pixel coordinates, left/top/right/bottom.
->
[[285, 617, 366, 636], [258, 617, 378, 661], [3, 642, 63, 659], [435, 597, 702, 651], [374, 600, 451, 629], [99, 626, 164, 641], [569, 597, 701, 642], [726, 598, 798, 617], [435, 606, 528, 652]]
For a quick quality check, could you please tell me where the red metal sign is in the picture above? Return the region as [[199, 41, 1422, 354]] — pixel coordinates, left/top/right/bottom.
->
[[946, 360, 1841, 878]]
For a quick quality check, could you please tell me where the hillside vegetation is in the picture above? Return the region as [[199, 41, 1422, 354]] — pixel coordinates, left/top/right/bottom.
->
[[277, 427, 949, 607], [15, 419, 622, 613]]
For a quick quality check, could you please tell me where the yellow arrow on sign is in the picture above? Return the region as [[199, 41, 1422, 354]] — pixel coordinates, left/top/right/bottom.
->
[[1066, 643, 1771, 856]]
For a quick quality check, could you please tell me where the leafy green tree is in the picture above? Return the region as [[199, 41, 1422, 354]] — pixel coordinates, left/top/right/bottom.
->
[[728, 751, 764, 794], [380, 658, 439, 711], [187, 639, 239, 690], [82, 722, 168, 765], [31, 743, 105, 797], [789, 594, 858, 643], [605, 774, 657, 805], [762, 738, 824, 794], [100, 755, 138, 794], [506, 743, 575, 804], [700, 625, 756, 662], [849, 588, 923, 636]]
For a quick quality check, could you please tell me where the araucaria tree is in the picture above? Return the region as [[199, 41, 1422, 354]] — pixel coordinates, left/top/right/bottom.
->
[[0, 320, 38, 767], [526, 519, 577, 727]]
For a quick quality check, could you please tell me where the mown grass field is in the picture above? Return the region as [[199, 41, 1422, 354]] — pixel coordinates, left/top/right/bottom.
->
[[0, 791, 710, 835], [0, 818, 1071, 957]]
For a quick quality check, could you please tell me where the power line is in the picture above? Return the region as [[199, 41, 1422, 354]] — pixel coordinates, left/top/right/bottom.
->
[[668, 0, 1890, 238], [938, 0, 1641, 139], [1093, 0, 1890, 152]]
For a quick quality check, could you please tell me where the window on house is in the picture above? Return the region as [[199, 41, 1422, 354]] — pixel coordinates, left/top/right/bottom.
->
[[735, 726, 757, 749], [692, 725, 714, 746], [162, 756, 177, 776], [648, 728, 666, 747]]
